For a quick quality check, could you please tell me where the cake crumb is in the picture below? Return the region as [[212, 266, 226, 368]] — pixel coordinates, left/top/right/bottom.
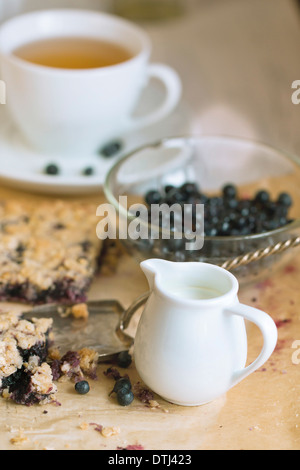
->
[[71, 304, 89, 320], [79, 422, 89, 431], [117, 444, 144, 450], [48, 348, 61, 361], [148, 400, 160, 409], [89, 422, 103, 433], [78, 348, 99, 377], [101, 426, 120, 438], [10, 430, 30, 446]]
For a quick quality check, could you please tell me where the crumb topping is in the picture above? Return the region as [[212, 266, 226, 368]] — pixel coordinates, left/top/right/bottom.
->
[[31, 363, 57, 396], [0, 335, 23, 382], [0, 200, 102, 302], [0, 310, 53, 398]]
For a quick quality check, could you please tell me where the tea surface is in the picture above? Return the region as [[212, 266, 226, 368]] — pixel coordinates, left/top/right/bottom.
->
[[13, 37, 133, 69]]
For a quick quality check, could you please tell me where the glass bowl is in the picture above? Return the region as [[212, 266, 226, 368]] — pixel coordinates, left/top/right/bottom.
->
[[104, 135, 300, 284]]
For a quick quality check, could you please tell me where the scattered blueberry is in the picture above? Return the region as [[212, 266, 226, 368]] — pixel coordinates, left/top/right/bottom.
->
[[75, 380, 90, 395], [117, 388, 134, 407], [45, 163, 60, 176], [116, 351, 132, 369], [100, 140, 123, 158], [82, 167, 94, 176]]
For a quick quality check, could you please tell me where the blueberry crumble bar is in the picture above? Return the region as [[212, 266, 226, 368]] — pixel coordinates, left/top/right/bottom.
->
[[0, 311, 57, 406], [0, 200, 103, 304], [0, 309, 101, 406]]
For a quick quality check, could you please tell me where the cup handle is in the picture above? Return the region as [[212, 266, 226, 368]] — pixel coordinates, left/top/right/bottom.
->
[[226, 303, 278, 387], [128, 63, 182, 130]]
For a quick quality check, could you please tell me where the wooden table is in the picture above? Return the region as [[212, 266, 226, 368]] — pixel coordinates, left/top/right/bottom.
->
[[0, 0, 299, 451]]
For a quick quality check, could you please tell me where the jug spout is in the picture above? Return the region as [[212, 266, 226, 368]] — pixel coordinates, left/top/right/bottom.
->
[[140, 259, 170, 292]]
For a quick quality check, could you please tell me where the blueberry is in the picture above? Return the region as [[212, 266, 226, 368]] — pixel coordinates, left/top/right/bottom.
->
[[164, 188, 186, 205], [116, 351, 132, 368], [180, 182, 199, 195], [226, 198, 239, 210], [219, 221, 231, 235], [199, 194, 209, 204], [263, 219, 280, 231], [75, 380, 90, 395], [112, 378, 132, 394], [100, 141, 123, 158], [165, 185, 175, 194], [145, 190, 162, 205], [276, 205, 288, 218], [82, 167, 94, 176], [223, 184, 237, 199], [278, 216, 288, 227], [255, 190, 270, 204], [117, 388, 134, 407], [240, 206, 250, 217], [277, 192, 293, 208], [205, 227, 218, 237], [45, 164, 59, 175], [207, 205, 219, 218], [236, 217, 247, 228], [209, 197, 223, 207]]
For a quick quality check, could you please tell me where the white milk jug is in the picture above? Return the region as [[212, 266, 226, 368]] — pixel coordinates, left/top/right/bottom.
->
[[134, 259, 278, 406]]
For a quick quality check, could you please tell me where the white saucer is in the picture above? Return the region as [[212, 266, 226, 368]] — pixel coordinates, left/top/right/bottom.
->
[[0, 80, 193, 195]]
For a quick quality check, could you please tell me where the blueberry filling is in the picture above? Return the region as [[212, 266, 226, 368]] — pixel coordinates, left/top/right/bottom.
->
[[0, 277, 91, 305]]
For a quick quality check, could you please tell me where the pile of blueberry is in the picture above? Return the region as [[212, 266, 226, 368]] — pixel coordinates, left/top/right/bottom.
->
[[111, 377, 134, 407], [110, 351, 134, 406], [144, 182, 294, 237]]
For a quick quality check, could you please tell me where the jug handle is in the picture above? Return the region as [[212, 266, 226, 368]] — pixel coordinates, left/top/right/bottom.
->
[[116, 292, 149, 345], [226, 303, 278, 387]]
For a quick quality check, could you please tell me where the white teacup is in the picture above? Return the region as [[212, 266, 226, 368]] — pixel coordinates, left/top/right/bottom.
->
[[0, 9, 182, 155]]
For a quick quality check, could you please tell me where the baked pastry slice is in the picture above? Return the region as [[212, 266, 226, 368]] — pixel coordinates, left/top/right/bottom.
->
[[0, 311, 57, 406], [0, 200, 103, 304]]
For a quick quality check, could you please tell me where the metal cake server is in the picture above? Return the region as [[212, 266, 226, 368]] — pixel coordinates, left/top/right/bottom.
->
[[23, 298, 147, 362]]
